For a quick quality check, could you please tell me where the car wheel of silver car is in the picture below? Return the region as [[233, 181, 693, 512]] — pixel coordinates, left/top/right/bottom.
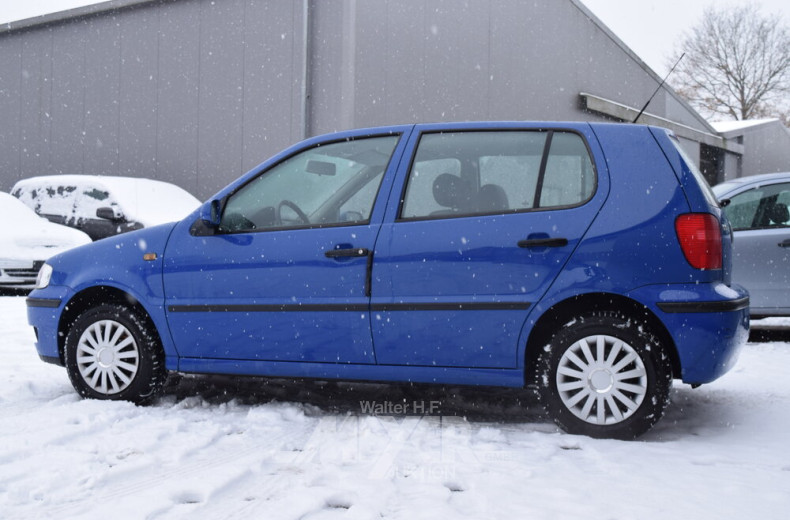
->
[[538, 311, 672, 440], [64, 303, 167, 404]]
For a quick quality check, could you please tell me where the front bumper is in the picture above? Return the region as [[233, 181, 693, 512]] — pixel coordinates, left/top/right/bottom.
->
[[26, 285, 74, 366]]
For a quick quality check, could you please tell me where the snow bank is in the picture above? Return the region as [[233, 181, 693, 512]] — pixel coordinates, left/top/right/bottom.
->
[[1, 296, 788, 519]]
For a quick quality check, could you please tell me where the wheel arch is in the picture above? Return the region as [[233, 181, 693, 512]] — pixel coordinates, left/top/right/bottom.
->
[[524, 292, 681, 385], [57, 286, 162, 365]]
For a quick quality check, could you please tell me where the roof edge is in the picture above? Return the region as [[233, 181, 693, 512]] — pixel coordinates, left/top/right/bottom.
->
[[0, 0, 159, 35], [580, 92, 745, 154]]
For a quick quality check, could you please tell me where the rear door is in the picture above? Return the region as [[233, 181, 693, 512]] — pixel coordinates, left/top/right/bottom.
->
[[371, 124, 607, 368]]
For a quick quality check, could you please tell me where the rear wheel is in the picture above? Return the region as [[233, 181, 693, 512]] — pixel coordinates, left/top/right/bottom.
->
[[538, 312, 672, 439], [64, 304, 167, 404]]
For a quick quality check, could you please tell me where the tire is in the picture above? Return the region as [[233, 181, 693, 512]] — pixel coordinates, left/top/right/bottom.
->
[[538, 311, 672, 440], [64, 303, 167, 404]]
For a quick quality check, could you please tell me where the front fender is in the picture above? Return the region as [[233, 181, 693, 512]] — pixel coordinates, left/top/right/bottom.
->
[[28, 223, 180, 366]]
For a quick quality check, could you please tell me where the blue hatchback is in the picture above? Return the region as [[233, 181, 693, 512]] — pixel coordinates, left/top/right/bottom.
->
[[27, 122, 749, 439]]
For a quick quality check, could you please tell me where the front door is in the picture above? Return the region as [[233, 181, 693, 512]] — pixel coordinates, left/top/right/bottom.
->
[[163, 135, 402, 363]]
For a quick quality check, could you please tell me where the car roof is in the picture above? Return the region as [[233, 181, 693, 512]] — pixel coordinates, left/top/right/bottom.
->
[[716, 172, 790, 188]]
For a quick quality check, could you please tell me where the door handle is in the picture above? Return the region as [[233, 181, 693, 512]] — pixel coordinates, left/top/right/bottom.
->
[[325, 247, 374, 297], [325, 247, 371, 258], [778, 239, 790, 248], [517, 237, 568, 248]]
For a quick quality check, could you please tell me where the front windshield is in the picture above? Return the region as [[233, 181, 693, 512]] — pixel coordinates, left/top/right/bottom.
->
[[220, 135, 399, 232]]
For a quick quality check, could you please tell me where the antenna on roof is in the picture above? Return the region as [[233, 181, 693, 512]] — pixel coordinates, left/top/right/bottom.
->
[[632, 53, 685, 124]]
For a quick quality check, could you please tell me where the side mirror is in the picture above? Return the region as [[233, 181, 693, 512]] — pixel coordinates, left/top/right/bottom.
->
[[200, 199, 222, 227], [96, 206, 124, 221]]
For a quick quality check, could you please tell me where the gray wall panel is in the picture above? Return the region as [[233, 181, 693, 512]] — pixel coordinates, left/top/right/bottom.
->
[[380, 0, 427, 124], [743, 125, 790, 175], [0, 37, 21, 191], [309, 0, 347, 134], [51, 22, 88, 175], [242, 1, 302, 172], [83, 17, 121, 176], [197, 0, 245, 196], [157, 0, 200, 194], [20, 31, 54, 177], [119, 8, 160, 178]]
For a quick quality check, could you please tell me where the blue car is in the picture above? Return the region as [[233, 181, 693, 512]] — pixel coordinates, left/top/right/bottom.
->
[[27, 122, 748, 439]]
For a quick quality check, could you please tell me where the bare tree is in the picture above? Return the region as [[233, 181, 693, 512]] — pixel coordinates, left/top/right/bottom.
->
[[668, 5, 790, 121]]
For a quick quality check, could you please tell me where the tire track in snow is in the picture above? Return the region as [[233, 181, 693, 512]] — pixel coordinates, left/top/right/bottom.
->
[[37, 429, 297, 518]]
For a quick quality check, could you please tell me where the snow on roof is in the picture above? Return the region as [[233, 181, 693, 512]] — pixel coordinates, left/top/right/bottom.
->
[[710, 118, 781, 134], [12, 175, 201, 227]]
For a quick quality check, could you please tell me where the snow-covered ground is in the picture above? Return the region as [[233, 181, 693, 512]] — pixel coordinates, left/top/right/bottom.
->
[[2, 295, 789, 519]]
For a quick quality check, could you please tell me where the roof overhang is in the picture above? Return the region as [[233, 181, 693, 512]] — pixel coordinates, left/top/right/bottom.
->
[[580, 92, 744, 155], [0, 0, 156, 35]]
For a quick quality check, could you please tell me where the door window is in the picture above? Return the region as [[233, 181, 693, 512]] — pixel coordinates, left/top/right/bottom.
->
[[219, 136, 399, 232], [725, 183, 790, 230], [400, 130, 595, 219]]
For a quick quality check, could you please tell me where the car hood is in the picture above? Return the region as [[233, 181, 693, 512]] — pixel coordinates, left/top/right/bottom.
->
[[2, 219, 91, 263], [44, 221, 179, 293]]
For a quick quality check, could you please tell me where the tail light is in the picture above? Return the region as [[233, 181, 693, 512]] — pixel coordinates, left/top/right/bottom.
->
[[675, 213, 722, 270]]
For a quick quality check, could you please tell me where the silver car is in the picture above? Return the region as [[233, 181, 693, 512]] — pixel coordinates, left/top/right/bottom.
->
[[713, 172, 790, 317]]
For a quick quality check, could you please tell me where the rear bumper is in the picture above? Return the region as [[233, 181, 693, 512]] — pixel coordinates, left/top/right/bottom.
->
[[629, 282, 750, 385]]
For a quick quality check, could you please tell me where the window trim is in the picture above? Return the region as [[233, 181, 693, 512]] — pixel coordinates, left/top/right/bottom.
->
[[395, 128, 598, 223]]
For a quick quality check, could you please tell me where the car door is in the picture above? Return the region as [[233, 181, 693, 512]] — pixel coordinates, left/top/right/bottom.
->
[[371, 125, 606, 368], [723, 180, 790, 315], [162, 133, 406, 364]]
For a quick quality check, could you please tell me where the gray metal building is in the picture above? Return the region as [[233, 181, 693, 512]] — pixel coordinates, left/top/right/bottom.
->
[[0, 0, 748, 199], [712, 119, 790, 176]]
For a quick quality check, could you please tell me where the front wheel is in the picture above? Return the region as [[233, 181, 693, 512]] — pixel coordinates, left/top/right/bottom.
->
[[538, 312, 672, 439], [64, 304, 167, 404]]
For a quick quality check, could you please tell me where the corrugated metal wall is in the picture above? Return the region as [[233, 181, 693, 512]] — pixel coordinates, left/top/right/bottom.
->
[[0, 0, 709, 199], [0, 0, 307, 199]]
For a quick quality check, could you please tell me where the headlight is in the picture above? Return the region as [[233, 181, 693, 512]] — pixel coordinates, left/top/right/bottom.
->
[[35, 264, 53, 289]]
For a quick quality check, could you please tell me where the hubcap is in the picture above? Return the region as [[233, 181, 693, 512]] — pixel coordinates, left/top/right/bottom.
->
[[556, 334, 647, 425], [76, 319, 140, 395]]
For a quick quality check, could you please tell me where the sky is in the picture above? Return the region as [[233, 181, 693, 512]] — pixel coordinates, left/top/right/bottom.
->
[[1, 0, 789, 76], [580, 0, 790, 75]]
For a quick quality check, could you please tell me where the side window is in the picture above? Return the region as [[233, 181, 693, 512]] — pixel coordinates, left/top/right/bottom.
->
[[726, 183, 790, 230], [400, 130, 594, 220], [219, 135, 399, 232], [540, 132, 595, 207], [401, 158, 461, 218]]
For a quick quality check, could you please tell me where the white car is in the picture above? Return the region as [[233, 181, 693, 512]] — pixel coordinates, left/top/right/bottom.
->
[[0, 192, 92, 290], [11, 175, 201, 241]]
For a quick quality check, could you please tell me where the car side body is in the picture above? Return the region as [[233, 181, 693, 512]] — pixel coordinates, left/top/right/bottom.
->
[[26, 122, 749, 439]]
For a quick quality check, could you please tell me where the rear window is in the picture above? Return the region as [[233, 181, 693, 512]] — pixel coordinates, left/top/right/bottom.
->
[[669, 137, 719, 208]]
